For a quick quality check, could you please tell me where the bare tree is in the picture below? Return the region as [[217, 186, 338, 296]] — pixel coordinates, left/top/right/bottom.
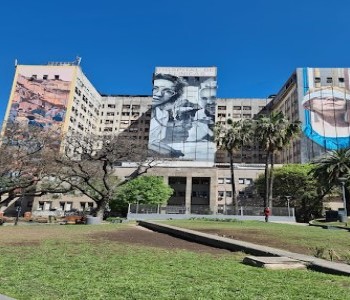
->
[[0, 123, 71, 207], [55, 133, 157, 218]]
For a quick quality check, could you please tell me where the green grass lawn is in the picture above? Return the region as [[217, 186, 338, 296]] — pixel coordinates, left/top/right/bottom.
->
[[161, 219, 350, 263], [0, 224, 349, 300]]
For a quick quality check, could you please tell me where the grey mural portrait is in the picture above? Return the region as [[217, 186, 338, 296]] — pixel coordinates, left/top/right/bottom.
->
[[148, 71, 217, 162]]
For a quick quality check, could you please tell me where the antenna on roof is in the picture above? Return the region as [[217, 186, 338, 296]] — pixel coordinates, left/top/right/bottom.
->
[[14, 59, 18, 66], [75, 56, 82, 66]]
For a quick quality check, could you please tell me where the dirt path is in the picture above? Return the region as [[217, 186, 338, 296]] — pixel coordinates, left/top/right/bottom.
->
[[90, 225, 232, 255]]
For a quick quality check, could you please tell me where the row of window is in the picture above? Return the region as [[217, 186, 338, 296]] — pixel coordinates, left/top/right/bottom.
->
[[218, 191, 232, 198], [32, 74, 60, 80], [37, 201, 94, 211], [217, 106, 253, 111], [314, 77, 344, 84], [218, 177, 252, 184]]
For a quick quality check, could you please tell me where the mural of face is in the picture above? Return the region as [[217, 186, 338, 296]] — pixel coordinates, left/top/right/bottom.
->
[[306, 96, 347, 114], [152, 79, 177, 107], [303, 87, 350, 128], [199, 87, 216, 115]]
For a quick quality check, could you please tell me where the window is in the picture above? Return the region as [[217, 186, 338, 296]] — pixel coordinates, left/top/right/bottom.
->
[[225, 178, 231, 184], [43, 201, 52, 211], [43, 75, 48, 80], [326, 77, 333, 83], [314, 77, 321, 83], [243, 106, 251, 110], [104, 127, 112, 132], [218, 106, 226, 110], [245, 178, 253, 185], [238, 178, 245, 184], [218, 191, 224, 198], [339, 77, 345, 83], [169, 177, 186, 185], [226, 191, 232, 197], [218, 178, 224, 184], [75, 87, 81, 96], [243, 114, 251, 118], [107, 104, 116, 108], [31, 74, 37, 79], [192, 178, 200, 185], [54, 75, 60, 80], [106, 112, 115, 116], [233, 106, 241, 110], [66, 202, 73, 211], [218, 113, 226, 118], [123, 105, 131, 109], [201, 178, 210, 185]]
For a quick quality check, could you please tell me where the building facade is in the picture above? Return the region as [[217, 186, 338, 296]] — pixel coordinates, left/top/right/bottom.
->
[[266, 68, 350, 164], [3, 62, 347, 215]]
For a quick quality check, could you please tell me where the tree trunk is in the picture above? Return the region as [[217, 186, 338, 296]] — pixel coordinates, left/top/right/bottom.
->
[[229, 153, 238, 214], [268, 152, 275, 209], [345, 187, 350, 216], [264, 151, 270, 208], [95, 198, 109, 219]]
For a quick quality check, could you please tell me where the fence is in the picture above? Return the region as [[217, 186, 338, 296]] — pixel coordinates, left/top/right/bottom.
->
[[128, 204, 294, 217]]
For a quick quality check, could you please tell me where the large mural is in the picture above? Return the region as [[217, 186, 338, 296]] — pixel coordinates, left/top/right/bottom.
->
[[148, 67, 217, 161], [301, 68, 350, 150], [8, 66, 74, 132]]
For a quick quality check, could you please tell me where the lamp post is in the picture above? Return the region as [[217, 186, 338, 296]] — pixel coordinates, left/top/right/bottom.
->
[[285, 196, 291, 218], [338, 177, 348, 224]]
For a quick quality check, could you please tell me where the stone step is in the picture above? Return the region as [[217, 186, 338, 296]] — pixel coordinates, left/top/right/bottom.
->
[[243, 256, 307, 270]]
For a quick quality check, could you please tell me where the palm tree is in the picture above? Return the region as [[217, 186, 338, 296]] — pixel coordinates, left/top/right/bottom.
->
[[215, 118, 253, 213], [254, 112, 301, 208], [310, 149, 350, 215]]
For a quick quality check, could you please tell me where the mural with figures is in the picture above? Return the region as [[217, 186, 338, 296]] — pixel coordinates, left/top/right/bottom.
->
[[148, 67, 217, 162]]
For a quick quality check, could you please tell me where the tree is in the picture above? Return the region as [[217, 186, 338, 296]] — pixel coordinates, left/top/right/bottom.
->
[[215, 119, 253, 212], [310, 149, 350, 215], [254, 112, 301, 208], [55, 133, 157, 218], [111, 176, 173, 215], [254, 164, 323, 222], [0, 123, 70, 207]]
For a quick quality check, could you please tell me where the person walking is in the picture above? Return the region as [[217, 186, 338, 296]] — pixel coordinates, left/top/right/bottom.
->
[[264, 207, 270, 222]]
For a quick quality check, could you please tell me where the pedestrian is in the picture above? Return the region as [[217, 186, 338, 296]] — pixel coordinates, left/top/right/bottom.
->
[[264, 207, 270, 222]]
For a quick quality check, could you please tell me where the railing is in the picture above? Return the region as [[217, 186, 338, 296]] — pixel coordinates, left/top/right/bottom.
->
[[128, 204, 294, 217]]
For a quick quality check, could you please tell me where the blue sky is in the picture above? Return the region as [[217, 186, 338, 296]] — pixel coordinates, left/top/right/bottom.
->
[[1, 0, 350, 123]]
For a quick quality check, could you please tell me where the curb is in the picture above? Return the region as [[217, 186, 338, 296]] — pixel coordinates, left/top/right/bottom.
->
[[138, 220, 350, 276], [309, 221, 350, 232]]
